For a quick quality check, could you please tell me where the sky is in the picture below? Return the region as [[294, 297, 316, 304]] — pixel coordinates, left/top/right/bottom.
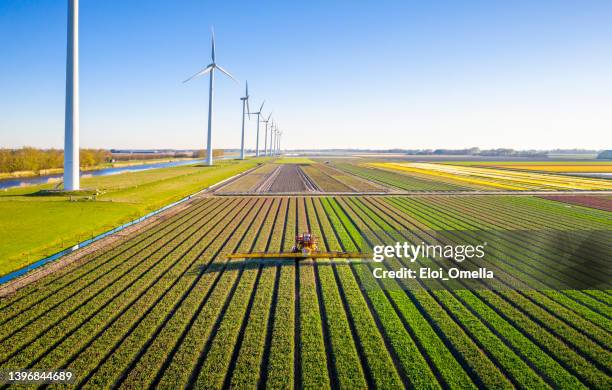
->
[[0, 0, 611, 150]]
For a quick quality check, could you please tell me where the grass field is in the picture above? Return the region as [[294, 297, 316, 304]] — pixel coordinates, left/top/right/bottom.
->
[[0, 159, 265, 275], [0, 191, 609, 388]]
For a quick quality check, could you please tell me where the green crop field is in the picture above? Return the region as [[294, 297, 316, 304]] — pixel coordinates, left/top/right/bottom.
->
[[1, 188, 610, 388], [0, 159, 266, 275]]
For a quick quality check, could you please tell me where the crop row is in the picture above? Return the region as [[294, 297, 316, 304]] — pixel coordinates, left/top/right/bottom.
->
[[0, 194, 608, 389], [333, 162, 470, 191], [344, 196, 609, 388]]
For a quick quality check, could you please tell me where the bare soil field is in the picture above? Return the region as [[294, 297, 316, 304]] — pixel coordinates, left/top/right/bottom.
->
[[216, 162, 389, 194], [215, 164, 318, 194], [268, 164, 320, 192]]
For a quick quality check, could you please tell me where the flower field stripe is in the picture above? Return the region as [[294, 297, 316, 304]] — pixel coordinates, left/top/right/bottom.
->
[[385, 196, 611, 329], [191, 199, 277, 389], [373, 197, 611, 385], [0, 198, 220, 323], [424, 196, 612, 301], [334, 162, 469, 191], [383, 196, 612, 348], [402, 196, 612, 321], [316, 163, 383, 192], [428, 200, 605, 290], [427, 196, 610, 273], [0, 198, 235, 364], [388, 196, 612, 318], [143, 198, 267, 389], [483, 196, 612, 230], [297, 197, 332, 389], [116, 198, 273, 388], [227, 198, 283, 388], [302, 165, 353, 192], [385, 199, 612, 334], [322, 197, 443, 387], [358, 197, 547, 388], [256, 197, 288, 388], [39, 196, 249, 384], [112, 202, 270, 389], [369, 163, 524, 190], [264, 197, 297, 389], [306, 197, 371, 388], [77, 198, 266, 388], [349, 197, 579, 388], [29, 197, 249, 383], [374, 162, 612, 190], [407, 196, 609, 290], [393, 198, 612, 373], [335, 197, 477, 388], [315, 197, 412, 388], [350, 196, 536, 387], [367, 198, 605, 388], [150, 198, 269, 388], [454, 196, 612, 248]]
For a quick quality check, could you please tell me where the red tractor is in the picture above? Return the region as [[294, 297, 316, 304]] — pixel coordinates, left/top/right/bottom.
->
[[292, 232, 318, 254]]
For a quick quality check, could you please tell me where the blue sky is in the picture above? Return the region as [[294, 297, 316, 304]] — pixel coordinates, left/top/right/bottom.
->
[[0, 0, 611, 150]]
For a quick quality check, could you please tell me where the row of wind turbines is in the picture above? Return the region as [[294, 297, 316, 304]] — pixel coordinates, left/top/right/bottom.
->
[[62, 0, 281, 191], [183, 30, 283, 165]]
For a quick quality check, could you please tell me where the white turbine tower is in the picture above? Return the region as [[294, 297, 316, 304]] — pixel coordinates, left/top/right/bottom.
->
[[64, 0, 79, 191], [184, 29, 236, 166], [269, 120, 275, 157], [239, 81, 250, 160], [262, 113, 272, 156], [275, 129, 280, 155], [248, 101, 265, 157]]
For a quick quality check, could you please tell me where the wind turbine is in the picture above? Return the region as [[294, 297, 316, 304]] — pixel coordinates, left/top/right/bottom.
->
[[248, 101, 265, 157], [275, 128, 280, 155], [239, 81, 250, 160], [262, 113, 272, 156], [184, 29, 236, 166], [269, 120, 275, 157], [64, 0, 79, 190]]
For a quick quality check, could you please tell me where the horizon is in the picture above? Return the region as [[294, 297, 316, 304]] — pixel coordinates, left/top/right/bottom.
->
[[1, 0, 611, 150]]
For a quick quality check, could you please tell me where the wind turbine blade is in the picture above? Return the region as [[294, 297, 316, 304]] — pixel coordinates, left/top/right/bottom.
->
[[246, 99, 251, 119], [245, 81, 249, 97], [216, 65, 237, 83], [211, 27, 216, 63], [259, 100, 265, 112], [183, 64, 214, 83], [267, 112, 272, 121]]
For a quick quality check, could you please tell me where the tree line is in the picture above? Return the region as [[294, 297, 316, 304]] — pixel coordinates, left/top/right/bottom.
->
[[0, 147, 111, 174]]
